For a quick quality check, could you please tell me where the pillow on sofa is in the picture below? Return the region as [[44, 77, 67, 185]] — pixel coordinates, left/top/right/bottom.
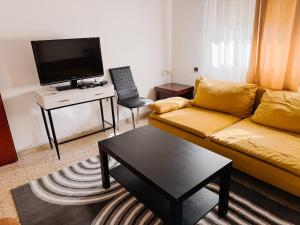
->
[[251, 90, 300, 133], [148, 97, 191, 114], [193, 77, 257, 118]]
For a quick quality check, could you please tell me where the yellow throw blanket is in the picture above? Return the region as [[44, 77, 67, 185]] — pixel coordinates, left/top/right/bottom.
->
[[148, 97, 192, 114]]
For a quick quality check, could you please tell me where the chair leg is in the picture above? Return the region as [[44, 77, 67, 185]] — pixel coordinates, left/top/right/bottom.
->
[[130, 108, 136, 130], [136, 107, 139, 126], [117, 104, 120, 130]]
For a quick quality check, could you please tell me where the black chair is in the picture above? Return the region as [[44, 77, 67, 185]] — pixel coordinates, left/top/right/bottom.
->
[[109, 66, 153, 129]]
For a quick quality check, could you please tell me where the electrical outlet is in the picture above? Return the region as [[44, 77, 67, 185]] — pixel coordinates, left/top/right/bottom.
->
[[194, 67, 199, 72]]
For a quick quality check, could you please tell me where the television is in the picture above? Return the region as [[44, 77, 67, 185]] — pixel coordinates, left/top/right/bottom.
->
[[31, 37, 104, 90]]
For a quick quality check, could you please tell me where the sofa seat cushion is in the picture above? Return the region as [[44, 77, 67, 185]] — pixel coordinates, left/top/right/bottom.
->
[[149, 106, 241, 138], [210, 118, 300, 176]]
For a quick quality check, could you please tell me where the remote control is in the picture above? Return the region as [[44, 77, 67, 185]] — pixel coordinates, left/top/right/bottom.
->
[[99, 80, 108, 86]]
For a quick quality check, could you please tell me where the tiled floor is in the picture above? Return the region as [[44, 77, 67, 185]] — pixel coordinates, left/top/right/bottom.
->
[[0, 119, 147, 220], [1, 118, 299, 221]]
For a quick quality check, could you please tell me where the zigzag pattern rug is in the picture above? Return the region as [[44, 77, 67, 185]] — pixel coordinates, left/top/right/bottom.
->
[[12, 156, 300, 225]]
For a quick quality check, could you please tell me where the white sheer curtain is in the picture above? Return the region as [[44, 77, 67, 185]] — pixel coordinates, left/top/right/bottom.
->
[[198, 0, 256, 82]]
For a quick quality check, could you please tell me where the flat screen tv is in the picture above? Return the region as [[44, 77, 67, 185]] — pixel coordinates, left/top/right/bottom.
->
[[31, 37, 104, 90]]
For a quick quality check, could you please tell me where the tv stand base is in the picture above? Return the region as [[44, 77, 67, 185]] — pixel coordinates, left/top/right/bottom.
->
[[56, 80, 78, 91], [56, 80, 108, 91]]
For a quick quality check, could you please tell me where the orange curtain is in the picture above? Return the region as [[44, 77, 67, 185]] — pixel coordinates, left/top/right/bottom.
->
[[247, 0, 300, 91]]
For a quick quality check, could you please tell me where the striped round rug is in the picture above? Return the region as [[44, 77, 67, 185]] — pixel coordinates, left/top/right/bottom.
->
[[12, 156, 299, 225]]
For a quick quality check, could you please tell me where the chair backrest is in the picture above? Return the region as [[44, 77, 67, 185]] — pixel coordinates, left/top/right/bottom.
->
[[109, 66, 139, 101]]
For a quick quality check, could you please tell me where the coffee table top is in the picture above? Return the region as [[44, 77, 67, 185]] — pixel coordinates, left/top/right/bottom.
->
[[100, 126, 231, 200]]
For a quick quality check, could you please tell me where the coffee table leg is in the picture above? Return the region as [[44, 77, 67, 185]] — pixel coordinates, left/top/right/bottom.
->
[[167, 201, 182, 225], [218, 164, 232, 217], [99, 146, 110, 189]]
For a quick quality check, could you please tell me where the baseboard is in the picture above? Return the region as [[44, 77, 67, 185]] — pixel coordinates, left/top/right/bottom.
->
[[19, 111, 150, 153]]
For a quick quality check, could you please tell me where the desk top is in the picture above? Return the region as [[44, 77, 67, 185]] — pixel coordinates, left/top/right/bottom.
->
[[35, 84, 115, 110], [35, 84, 114, 97]]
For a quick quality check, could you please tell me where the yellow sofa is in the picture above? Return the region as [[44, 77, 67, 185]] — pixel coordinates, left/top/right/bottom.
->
[[148, 81, 300, 197]]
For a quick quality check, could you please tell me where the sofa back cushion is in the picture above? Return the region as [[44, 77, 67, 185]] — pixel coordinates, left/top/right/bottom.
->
[[194, 78, 265, 112], [193, 77, 257, 118], [251, 90, 300, 133]]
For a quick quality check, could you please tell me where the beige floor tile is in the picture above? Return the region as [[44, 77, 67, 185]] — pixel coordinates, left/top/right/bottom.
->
[[2, 118, 299, 219], [0, 192, 18, 218], [52, 155, 81, 171], [0, 206, 3, 218], [1, 203, 18, 218], [23, 159, 57, 181], [19, 148, 56, 167], [0, 119, 147, 220], [72, 144, 98, 159], [0, 166, 28, 192], [0, 161, 24, 175]]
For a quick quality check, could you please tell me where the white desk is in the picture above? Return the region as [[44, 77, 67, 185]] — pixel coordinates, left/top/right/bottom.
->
[[35, 84, 116, 159]]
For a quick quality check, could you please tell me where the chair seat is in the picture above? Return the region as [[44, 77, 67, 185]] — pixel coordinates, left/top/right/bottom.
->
[[119, 97, 153, 109]]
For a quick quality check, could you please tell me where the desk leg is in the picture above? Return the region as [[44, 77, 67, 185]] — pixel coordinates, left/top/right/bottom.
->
[[110, 97, 116, 136], [99, 99, 105, 131], [218, 164, 231, 217], [99, 143, 110, 189], [47, 110, 60, 160], [40, 107, 52, 149], [117, 104, 119, 130]]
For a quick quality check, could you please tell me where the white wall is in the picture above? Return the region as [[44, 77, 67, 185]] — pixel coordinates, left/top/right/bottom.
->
[[171, 0, 203, 85], [171, 0, 256, 85], [0, 0, 171, 151]]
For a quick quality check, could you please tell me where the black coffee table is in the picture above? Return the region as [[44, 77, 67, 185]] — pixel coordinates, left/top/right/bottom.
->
[[99, 126, 232, 225]]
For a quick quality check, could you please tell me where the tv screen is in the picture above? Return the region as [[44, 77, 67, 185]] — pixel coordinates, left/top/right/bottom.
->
[[31, 37, 104, 85]]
